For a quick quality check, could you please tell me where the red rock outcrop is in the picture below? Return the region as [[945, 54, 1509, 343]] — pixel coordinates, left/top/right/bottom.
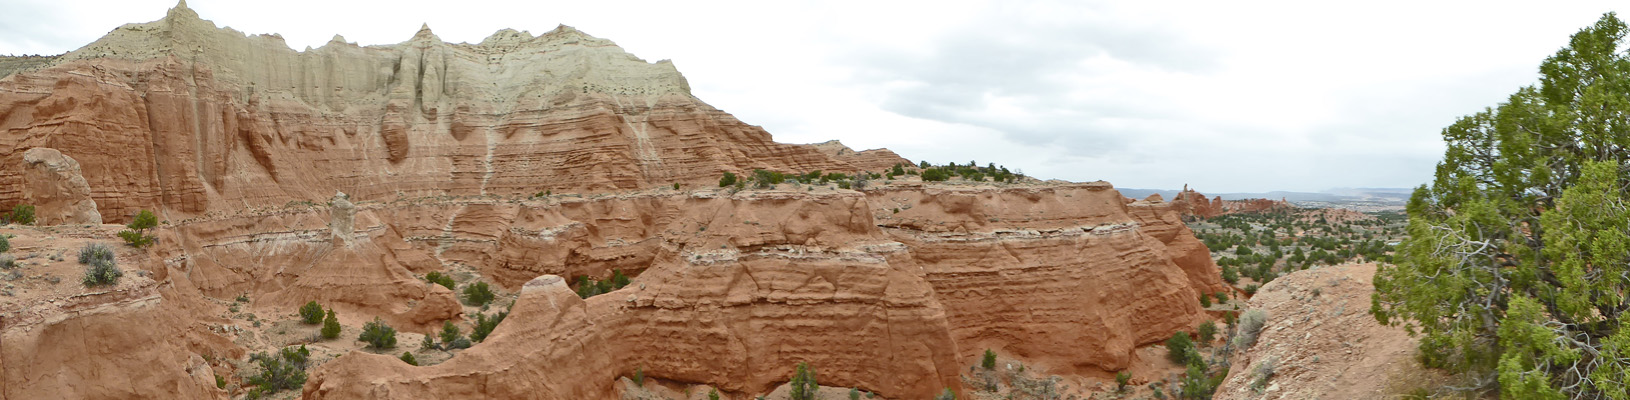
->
[[1168, 186, 1291, 219], [0, 4, 894, 224], [0, 4, 1228, 399], [20, 147, 102, 224]]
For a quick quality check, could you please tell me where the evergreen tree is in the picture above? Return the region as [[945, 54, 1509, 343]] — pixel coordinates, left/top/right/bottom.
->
[[1373, 13, 1630, 398]]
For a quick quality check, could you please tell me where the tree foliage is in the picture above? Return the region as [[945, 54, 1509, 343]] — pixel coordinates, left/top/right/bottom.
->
[[119, 210, 158, 247], [1372, 13, 1630, 398], [299, 301, 324, 324], [358, 317, 397, 350], [789, 362, 819, 400], [9, 204, 33, 225], [321, 308, 341, 339]]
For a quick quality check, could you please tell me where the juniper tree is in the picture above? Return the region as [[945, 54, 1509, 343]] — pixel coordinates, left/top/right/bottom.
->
[[1372, 13, 1630, 398]]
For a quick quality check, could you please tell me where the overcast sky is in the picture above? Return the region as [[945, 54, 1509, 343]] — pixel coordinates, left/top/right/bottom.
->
[[2, 1, 1623, 192]]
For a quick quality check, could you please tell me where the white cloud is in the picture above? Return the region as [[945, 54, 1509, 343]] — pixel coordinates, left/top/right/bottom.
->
[[2, 0, 1624, 192]]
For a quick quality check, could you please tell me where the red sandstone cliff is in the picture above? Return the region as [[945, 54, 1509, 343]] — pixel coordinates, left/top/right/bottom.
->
[[1, 4, 1222, 400]]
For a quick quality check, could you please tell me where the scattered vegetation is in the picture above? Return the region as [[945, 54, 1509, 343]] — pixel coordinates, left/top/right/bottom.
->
[[320, 308, 341, 339], [462, 281, 495, 306], [425, 271, 455, 290], [1197, 321, 1217, 346], [574, 270, 630, 298], [718, 172, 738, 187], [1249, 357, 1277, 393], [8, 204, 34, 225], [1233, 309, 1267, 350], [118, 210, 158, 248], [470, 309, 509, 342], [438, 320, 470, 350], [245, 345, 309, 399], [1165, 332, 1193, 364], [299, 301, 324, 324], [789, 362, 819, 400], [0, 234, 9, 253], [80, 242, 121, 288], [358, 317, 397, 350]]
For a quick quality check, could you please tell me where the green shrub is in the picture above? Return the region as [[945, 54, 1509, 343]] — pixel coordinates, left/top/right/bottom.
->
[[0, 234, 8, 253], [1115, 371, 1131, 392], [439, 320, 465, 348], [358, 317, 397, 349], [711, 389, 722, 400], [425, 271, 455, 290], [78, 242, 113, 265], [321, 309, 341, 339], [215, 374, 226, 389], [470, 310, 508, 342], [719, 172, 738, 187], [789, 362, 818, 400], [463, 281, 495, 306], [921, 168, 949, 182], [1215, 292, 1229, 303], [850, 388, 861, 400], [400, 351, 418, 366], [120, 210, 158, 248], [82, 258, 121, 287], [634, 366, 645, 387], [1165, 332, 1193, 364], [936, 388, 957, 400], [1199, 294, 1211, 308], [245, 347, 309, 398], [1198, 321, 1218, 346], [9, 204, 34, 225], [1243, 284, 1259, 295], [299, 301, 324, 324], [981, 349, 996, 369]]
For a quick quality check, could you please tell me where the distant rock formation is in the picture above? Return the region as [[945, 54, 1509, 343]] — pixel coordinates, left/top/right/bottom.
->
[[1167, 185, 1291, 219]]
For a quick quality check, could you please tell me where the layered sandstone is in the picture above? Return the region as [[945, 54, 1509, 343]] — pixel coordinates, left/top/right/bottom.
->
[[20, 147, 102, 224], [0, 4, 1226, 400], [0, 2, 903, 224]]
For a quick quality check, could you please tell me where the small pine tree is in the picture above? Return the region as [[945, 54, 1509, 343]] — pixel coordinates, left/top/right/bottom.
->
[[1198, 321, 1218, 346], [320, 309, 341, 339], [1115, 371, 1131, 392], [1200, 294, 1212, 308], [634, 366, 645, 387], [710, 389, 721, 400], [358, 317, 397, 349], [299, 301, 324, 324], [981, 349, 997, 369], [439, 320, 464, 348], [719, 172, 738, 187], [400, 351, 418, 366], [463, 282, 495, 306], [119, 209, 158, 247], [789, 362, 818, 400], [1165, 332, 1193, 364]]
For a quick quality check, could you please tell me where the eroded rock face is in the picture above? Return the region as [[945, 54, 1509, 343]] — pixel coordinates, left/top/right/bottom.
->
[[0, 4, 908, 224], [19, 147, 102, 225], [0, 4, 1225, 400]]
